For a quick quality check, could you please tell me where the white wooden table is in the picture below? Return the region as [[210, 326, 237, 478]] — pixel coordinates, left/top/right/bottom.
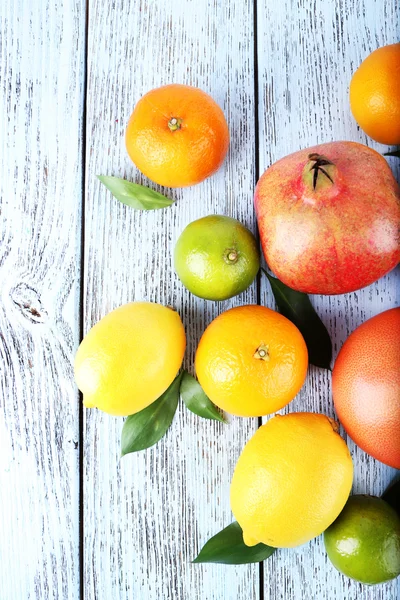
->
[[1, 1, 399, 598]]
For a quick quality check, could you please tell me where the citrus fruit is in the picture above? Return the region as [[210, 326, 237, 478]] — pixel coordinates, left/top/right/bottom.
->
[[174, 215, 260, 301], [350, 43, 400, 145], [125, 84, 229, 187], [324, 495, 400, 585], [195, 305, 308, 417], [74, 302, 186, 416], [332, 308, 400, 469], [230, 413, 353, 548]]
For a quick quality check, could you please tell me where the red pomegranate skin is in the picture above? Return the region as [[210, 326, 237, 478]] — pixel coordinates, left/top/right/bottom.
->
[[254, 141, 400, 294]]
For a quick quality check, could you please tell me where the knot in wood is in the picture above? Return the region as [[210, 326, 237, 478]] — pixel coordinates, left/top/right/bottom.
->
[[10, 282, 48, 324]]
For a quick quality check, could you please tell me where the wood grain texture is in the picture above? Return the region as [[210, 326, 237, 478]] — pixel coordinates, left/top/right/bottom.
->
[[0, 0, 84, 598], [2, 0, 399, 598], [257, 1, 400, 599], [83, 0, 258, 598]]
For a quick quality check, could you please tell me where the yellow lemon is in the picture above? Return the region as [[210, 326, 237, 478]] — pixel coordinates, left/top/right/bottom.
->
[[74, 302, 186, 416], [230, 413, 353, 548]]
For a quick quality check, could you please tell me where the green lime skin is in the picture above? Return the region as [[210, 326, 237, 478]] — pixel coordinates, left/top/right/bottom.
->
[[324, 495, 400, 585], [174, 215, 260, 301]]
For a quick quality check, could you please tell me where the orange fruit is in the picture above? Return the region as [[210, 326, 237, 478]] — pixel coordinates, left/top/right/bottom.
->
[[350, 43, 400, 145], [332, 308, 400, 468], [195, 305, 308, 417], [125, 84, 229, 187]]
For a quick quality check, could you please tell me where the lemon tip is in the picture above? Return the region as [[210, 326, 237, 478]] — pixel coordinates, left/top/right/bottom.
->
[[83, 395, 96, 409], [242, 530, 260, 547]]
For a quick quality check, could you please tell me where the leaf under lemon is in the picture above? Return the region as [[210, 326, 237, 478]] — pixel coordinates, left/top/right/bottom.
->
[[193, 521, 275, 565], [180, 371, 226, 423], [121, 372, 182, 455], [262, 269, 332, 370], [98, 175, 174, 210]]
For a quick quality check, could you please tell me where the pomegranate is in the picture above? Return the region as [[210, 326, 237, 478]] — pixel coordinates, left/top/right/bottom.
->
[[254, 141, 400, 294]]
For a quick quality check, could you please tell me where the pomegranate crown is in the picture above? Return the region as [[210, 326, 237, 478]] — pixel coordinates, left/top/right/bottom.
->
[[308, 153, 334, 190]]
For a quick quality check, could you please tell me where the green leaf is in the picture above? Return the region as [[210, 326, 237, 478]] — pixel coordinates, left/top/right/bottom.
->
[[193, 522, 275, 565], [180, 371, 226, 423], [121, 373, 182, 455], [382, 478, 400, 516], [98, 175, 174, 210], [384, 150, 400, 158], [262, 269, 332, 370]]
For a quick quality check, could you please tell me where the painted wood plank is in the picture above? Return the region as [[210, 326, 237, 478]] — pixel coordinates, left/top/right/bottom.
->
[[0, 0, 85, 598], [83, 0, 258, 598], [257, 1, 399, 599]]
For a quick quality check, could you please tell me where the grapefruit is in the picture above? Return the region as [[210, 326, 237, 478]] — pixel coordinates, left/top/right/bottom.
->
[[332, 308, 400, 468]]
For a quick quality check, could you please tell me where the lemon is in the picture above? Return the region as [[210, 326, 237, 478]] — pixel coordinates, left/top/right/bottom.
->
[[74, 302, 186, 416], [230, 413, 353, 548], [174, 215, 260, 301], [324, 495, 400, 584]]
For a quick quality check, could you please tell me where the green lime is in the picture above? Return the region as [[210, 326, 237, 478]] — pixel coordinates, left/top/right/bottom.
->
[[324, 495, 400, 585], [174, 215, 260, 301]]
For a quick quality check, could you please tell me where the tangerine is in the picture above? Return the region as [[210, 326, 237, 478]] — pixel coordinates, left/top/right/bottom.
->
[[125, 84, 229, 187], [350, 43, 400, 145], [195, 305, 308, 417]]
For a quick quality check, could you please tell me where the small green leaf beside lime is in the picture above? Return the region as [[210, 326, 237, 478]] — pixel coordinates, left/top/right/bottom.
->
[[262, 269, 332, 370], [121, 372, 182, 455], [193, 521, 275, 565], [180, 371, 226, 423], [98, 175, 174, 210]]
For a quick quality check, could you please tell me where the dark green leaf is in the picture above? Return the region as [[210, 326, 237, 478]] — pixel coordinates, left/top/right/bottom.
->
[[262, 269, 332, 370], [180, 371, 226, 423], [384, 150, 400, 158], [121, 373, 182, 455], [193, 522, 275, 565], [382, 478, 400, 516], [98, 175, 174, 210]]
